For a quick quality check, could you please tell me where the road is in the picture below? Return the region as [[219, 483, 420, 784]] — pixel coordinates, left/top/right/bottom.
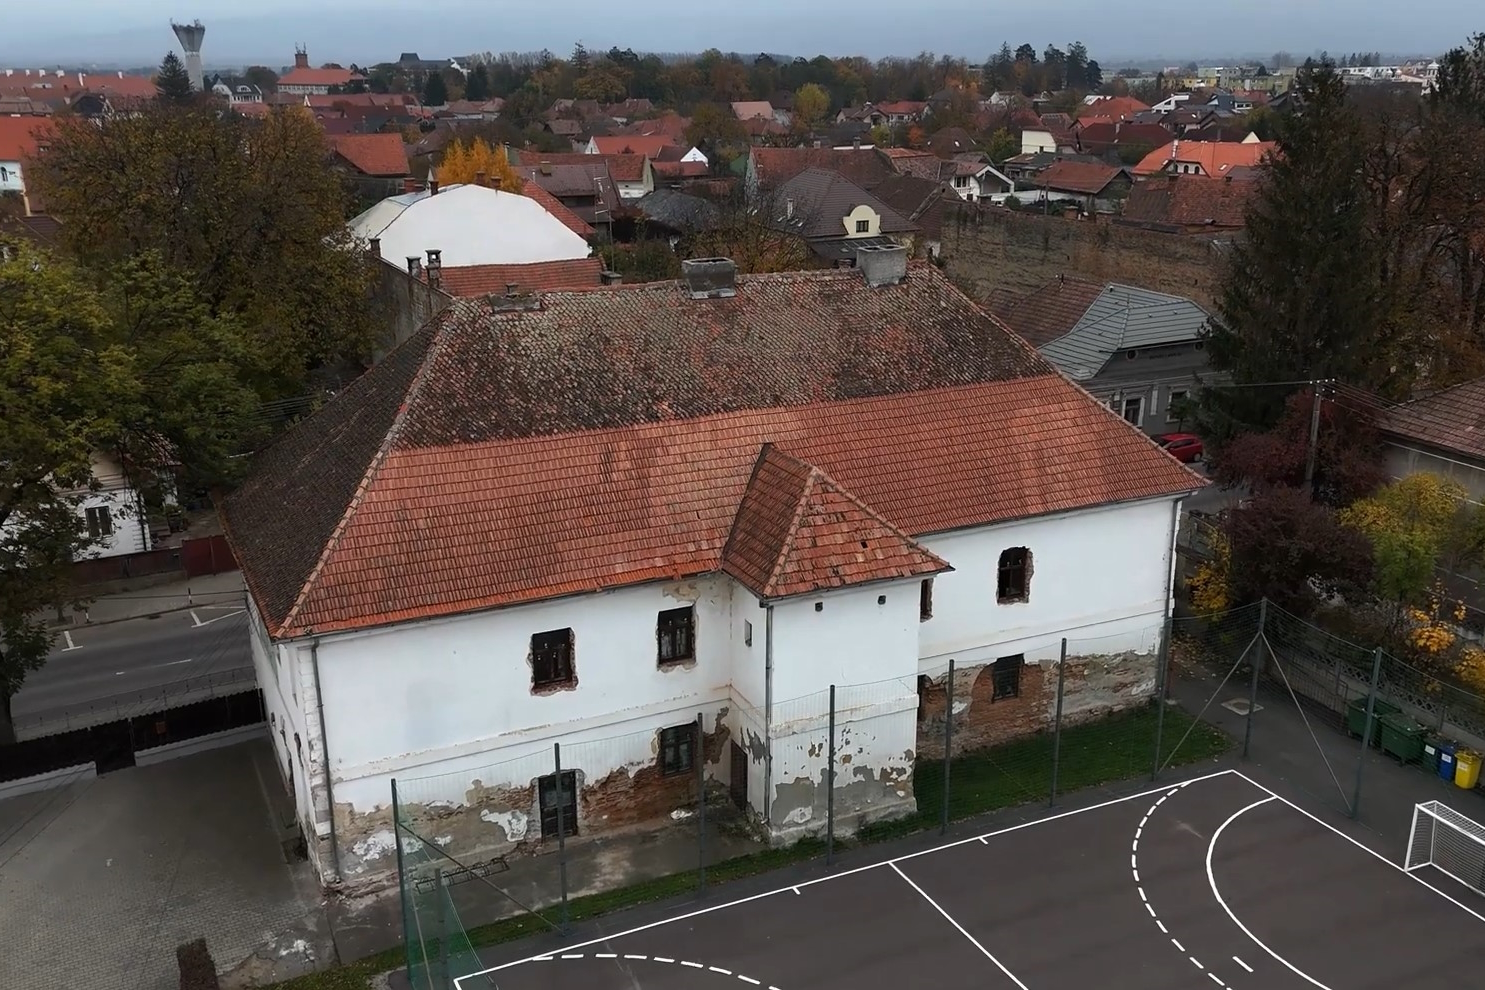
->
[[11, 605, 255, 739]]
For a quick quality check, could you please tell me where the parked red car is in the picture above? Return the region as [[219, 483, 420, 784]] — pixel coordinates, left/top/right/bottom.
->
[[1152, 432, 1204, 464]]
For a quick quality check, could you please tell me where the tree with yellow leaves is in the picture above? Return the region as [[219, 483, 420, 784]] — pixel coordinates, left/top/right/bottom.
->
[[1339, 473, 1485, 604], [435, 138, 524, 193]]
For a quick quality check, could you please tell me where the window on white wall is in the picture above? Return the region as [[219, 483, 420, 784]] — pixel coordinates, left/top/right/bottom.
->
[[992, 654, 1024, 700], [919, 579, 934, 621], [660, 723, 697, 775], [744, 620, 753, 646], [85, 505, 113, 538], [531, 628, 575, 689], [996, 547, 1031, 603], [657, 606, 695, 666]]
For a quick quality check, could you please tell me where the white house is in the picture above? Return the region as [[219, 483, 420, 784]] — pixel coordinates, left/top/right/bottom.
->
[[2, 450, 158, 560], [0, 115, 51, 205], [223, 252, 1203, 890]]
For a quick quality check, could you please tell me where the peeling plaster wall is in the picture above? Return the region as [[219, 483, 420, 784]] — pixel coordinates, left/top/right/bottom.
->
[[918, 497, 1178, 672], [248, 598, 315, 857]]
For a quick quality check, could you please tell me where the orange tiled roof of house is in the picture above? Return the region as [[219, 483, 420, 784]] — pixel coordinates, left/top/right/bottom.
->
[[988, 276, 1108, 347], [436, 258, 604, 297], [327, 133, 409, 177], [721, 444, 950, 599], [521, 182, 596, 238], [652, 159, 709, 180], [1379, 378, 1485, 461], [589, 134, 675, 156], [875, 100, 928, 116], [749, 146, 892, 190], [1132, 139, 1277, 177], [223, 263, 1202, 638], [1077, 96, 1150, 121], [0, 114, 54, 163]]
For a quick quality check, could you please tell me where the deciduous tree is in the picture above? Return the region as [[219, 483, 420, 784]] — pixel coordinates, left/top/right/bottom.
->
[[1339, 474, 1485, 603], [435, 138, 524, 192], [32, 103, 379, 395], [792, 82, 830, 135], [1225, 488, 1374, 617]]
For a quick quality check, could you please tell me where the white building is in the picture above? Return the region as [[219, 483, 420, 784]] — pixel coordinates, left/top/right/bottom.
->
[[0, 114, 50, 205], [224, 252, 1202, 890], [2, 450, 158, 560]]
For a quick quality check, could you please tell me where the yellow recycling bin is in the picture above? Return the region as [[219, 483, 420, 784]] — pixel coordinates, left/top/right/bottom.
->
[[1455, 750, 1482, 789]]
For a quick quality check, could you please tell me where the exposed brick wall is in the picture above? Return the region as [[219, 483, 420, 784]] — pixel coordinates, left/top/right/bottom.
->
[[940, 204, 1231, 309], [917, 651, 1159, 759]]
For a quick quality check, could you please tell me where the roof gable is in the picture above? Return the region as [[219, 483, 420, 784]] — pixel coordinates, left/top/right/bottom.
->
[[1035, 160, 1123, 195], [773, 167, 917, 238], [327, 133, 409, 177], [1040, 284, 1210, 379], [722, 444, 949, 600]]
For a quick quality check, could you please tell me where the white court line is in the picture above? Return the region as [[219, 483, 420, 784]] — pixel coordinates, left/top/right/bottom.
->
[[1206, 795, 1334, 990], [451, 767, 1240, 987], [1233, 956, 1253, 973], [61, 631, 80, 651], [889, 862, 1029, 990], [1230, 770, 1485, 926]]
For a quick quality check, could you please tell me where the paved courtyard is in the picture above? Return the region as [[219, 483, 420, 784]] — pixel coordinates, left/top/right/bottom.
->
[[0, 736, 327, 990]]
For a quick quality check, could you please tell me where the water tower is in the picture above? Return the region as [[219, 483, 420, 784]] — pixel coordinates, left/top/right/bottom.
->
[[170, 19, 206, 91]]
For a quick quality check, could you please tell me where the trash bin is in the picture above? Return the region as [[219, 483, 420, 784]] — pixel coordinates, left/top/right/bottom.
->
[[1440, 743, 1459, 781], [1347, 696, 1401, 741], [1424, 735, 1445, 772], [1456, 750, 1482, 790], [1379, 713, 1426, 764]]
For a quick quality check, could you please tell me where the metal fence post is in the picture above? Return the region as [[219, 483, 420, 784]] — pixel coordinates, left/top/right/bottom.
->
[[940, 659, 954, 835], [1242, 600, 1267, 759], [1352, 647, 1385, 820], [826, 685, 837, 865], [696, 712, 707, 891], [553, 742, 570, 931], [1050, 639, 1067, 806], [434, 866, 449, 990], [1152, 617, 1171, 781], [392, 779, 414, 987]]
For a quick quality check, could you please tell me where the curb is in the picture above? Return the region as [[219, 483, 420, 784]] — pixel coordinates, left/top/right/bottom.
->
[[46, 601, 220, 631]]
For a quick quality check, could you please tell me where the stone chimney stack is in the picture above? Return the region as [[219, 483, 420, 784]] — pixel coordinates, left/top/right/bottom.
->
[[294, 47, 310, 70], [425, 249, 442, 291], [369, 237, 381, 259]]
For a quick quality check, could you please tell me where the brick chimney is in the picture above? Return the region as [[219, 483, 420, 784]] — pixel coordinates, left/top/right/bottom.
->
[[474, 170, 487, 187], [402, 176, 418, 194], [294, 47, 309, 70], [429, 178, 440, 196], [425, 249, 442, 290], [491, 175, 502, 191], [406, 256, 422, 278], [369, 237, 381, 259]]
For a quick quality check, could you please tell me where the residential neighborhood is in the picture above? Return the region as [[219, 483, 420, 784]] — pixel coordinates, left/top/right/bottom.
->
[[3, 15, 1485, 990]]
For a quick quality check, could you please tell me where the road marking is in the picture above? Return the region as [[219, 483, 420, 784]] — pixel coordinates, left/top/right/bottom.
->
[[191, 608, 246, 627], [1210, 973, 1226, 986], [1233, 957, 1253, 973], [653, 956, 673, 963], [1191, 957, 1204, 970], [595, 953, 616, 959], [890, 862, 1029, 989], [61, 631, 81, 651], [1171, 939, 1185, 953]]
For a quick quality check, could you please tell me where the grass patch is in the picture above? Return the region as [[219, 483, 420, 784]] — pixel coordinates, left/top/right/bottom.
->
[[270, 705, 1229, 989]]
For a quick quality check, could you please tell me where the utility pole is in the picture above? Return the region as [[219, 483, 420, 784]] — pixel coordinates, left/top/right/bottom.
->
[[1302, 379, 1327, 498]]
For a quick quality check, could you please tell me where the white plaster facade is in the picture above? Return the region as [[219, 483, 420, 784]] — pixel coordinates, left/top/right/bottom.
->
[[0, 157, 23, 194], [1, 450, 155, 560], [252, 491, 1184, 887]]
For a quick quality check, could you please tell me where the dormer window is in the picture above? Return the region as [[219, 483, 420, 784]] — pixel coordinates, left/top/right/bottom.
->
[[855, 219, 870, 233]]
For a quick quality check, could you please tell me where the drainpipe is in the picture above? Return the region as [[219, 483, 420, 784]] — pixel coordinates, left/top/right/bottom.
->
[[310, 638, 342, 880], [763, 603, 775, 827], [1159, 496, 1186, 692]]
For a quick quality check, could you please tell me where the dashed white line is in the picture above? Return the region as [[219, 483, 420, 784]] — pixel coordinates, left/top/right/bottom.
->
[[653, 956, 674, 963], [710, 967, 733, 975], [1192, 958, 1205, 970], [1233, 957, 1253, 973], [682, 960, 704, 968], [1210, 973, 1227, 986], [1145, 902, 1157, 918], [562, 954, 585, 959], [549, 953, 779, 986], [595, 953, 617, 959], [1155, 920, 1168, 934], [739, 978, 761, 986], [624, 954, 646, 960], [1138, 888, 1148, 903], [1171, 939, 1185, 953]]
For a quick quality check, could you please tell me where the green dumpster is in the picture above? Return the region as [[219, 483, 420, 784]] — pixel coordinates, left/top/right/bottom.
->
[[1378, 712, 1426, 763], [1346, 696, 1401, 742]]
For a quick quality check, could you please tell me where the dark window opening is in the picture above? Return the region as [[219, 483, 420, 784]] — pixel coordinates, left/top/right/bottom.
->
[[992, 654, 1024, 701], [917, 674, 932, 720], [86, 505, 113, 538], [855, 218, 870, 233], [997, 547, 1031, 603], [920, 579, 934, 621], [657, 606, 695, 666], [538, 770, 578, 838], [660, 723, 697, 776], [532, 628, 575, 688]]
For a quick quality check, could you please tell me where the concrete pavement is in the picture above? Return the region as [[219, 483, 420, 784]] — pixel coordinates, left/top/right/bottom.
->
[[14, 603, 255, 740]]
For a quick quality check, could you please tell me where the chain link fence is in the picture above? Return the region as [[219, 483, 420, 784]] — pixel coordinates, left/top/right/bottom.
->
[[388, 616, 1253, 988]]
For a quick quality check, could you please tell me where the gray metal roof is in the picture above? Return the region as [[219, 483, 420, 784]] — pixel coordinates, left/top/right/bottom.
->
[[1039, 283, 1210, 380]]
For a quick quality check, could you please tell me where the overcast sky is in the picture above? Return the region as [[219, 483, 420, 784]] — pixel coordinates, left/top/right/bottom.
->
[[3, 1, 1478, 67]]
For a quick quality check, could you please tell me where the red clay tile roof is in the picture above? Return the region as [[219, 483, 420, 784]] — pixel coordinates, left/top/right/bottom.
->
[[652, 159, 709, 180], [1034, 160, 1123, 195], [590, 134, 675, 156], [749, 146, 892, 191], [0, 115, 54, 163], [1133, 139, 1277, 177], [436, 258, 603, 297], [327, 133, 409, 177], [1077, 96, 1150, 121], [876, 100, 928, 116], [1121, 174, 1257, 230], [721, 444, 950, 600], [989, 276, 1107, 347], [1379, 378, 1485, 461], [224, 264, 1200, 638], [520, 182, 595, 237], [1074, 121, 1173, 152], [515, 150, 647, 182]]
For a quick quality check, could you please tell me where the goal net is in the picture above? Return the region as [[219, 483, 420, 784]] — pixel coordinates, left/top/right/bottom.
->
[[1405, 800, 1485, 896]]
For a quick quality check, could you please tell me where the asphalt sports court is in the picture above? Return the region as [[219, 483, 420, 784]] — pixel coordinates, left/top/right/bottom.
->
[[452, 769, 1485, 990]]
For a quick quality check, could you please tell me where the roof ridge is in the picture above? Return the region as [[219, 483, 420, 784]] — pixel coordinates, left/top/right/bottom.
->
[[276, 316, 456, 636]]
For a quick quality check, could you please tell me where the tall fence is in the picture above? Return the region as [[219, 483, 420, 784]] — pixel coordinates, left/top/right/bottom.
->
[[389, 615, 1257, 988]]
